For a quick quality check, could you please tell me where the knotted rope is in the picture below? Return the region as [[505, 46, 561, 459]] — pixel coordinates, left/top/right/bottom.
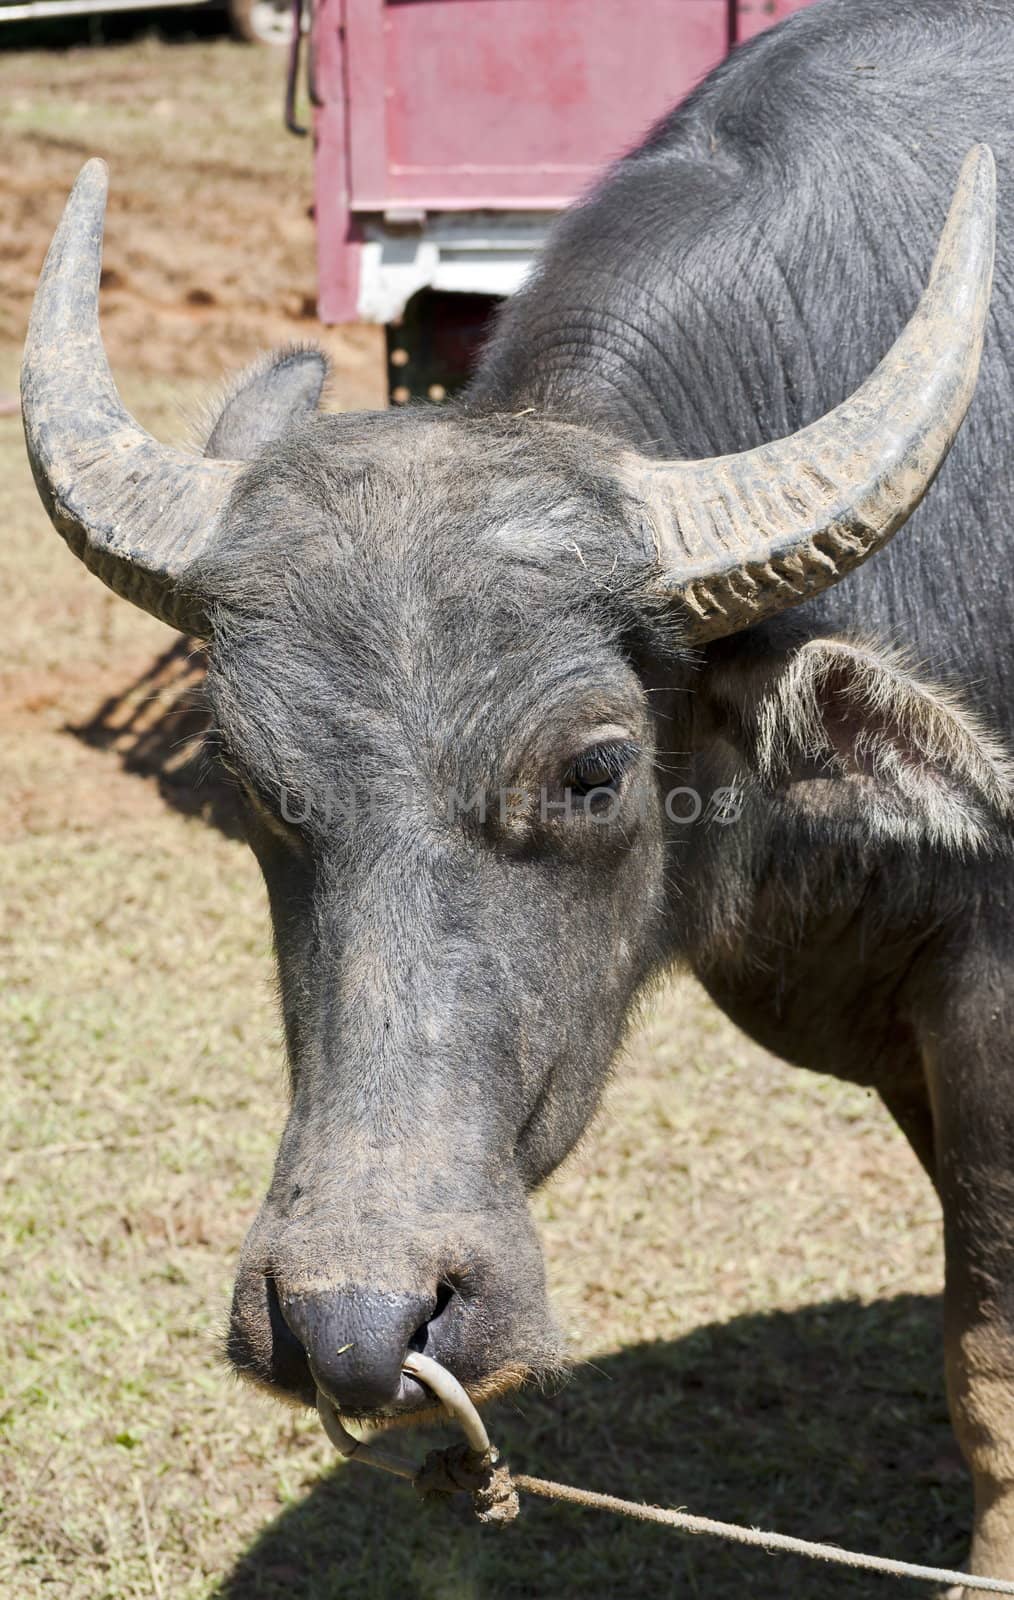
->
[[316, 1354, 1014, 1594], [317, 1353, 518, 1524]]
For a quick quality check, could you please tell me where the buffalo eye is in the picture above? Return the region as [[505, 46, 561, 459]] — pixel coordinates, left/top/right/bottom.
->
[[564, 739, 640, 809]]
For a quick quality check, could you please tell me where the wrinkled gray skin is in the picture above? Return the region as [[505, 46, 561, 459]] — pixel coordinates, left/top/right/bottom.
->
[[59, 0, 1014, 1582]]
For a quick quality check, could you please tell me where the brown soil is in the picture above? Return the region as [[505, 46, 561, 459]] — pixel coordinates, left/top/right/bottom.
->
[[0, 32, 385, 403]]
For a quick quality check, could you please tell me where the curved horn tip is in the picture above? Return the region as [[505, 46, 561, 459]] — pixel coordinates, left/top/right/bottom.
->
[[20, 152, 237, 637], [24, 158, 112, 355], [947, 143, 996, 252], [61, 157, 111, 225], [76, 154, 110, 188], [74, 158, 110, 230], [627, 140, 998, 644], [961, 142, 996, 196]]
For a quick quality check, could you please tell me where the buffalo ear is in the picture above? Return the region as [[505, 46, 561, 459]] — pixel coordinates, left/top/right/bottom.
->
[[703, 636, 1014, 852], [203, 345, 329, 461]]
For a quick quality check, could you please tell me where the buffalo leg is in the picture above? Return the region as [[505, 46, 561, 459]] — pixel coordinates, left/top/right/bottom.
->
[[921, 977, 1014, 1589]]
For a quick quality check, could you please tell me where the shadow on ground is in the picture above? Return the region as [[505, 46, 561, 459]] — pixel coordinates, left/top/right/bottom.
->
[[70, 635, 244, 834], [216, 1293, 968, 1600]]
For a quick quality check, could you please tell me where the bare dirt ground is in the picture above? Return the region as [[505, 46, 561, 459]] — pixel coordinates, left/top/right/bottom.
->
[[0, 21, 970, 1600], [0, 23, 385, 392]]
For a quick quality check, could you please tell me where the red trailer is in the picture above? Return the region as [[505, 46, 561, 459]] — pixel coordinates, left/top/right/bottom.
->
[[308, 0, 815, 396]]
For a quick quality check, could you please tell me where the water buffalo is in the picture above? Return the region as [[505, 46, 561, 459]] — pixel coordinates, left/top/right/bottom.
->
[[21, 0, 1014, 1584]]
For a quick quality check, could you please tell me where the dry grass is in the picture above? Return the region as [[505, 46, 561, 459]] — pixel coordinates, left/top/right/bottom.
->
[[0, 24, 970, 1600]]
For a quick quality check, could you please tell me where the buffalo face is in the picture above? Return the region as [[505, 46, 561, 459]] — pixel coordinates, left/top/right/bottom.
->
[[206, 411, 673, 1414]]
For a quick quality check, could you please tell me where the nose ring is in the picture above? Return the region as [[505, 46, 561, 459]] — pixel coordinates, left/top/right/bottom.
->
[[316, 1352, 518, 1523]]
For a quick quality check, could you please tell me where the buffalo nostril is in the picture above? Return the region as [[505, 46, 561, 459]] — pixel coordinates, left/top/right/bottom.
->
[[265, 1276, 308, 1360], [235, 1274, 317, 1403], [408, 1280, 455, 1355]]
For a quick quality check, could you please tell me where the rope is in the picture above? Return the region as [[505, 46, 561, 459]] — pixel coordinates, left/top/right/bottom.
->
[[512, 1473, 1014, 1594], [319, 1356, 1014, 1594]]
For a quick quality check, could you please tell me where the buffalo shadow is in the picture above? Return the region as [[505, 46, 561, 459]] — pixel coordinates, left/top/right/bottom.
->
[[215, 1292, 970, 1600], [69, 635, 244, 836]]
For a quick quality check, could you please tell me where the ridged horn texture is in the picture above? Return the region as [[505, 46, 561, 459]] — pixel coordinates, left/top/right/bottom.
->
[[21, 159, 242, 636], [621, 144, 996, 643]]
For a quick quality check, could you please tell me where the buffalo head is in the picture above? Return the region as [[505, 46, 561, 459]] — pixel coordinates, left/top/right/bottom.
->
[[21, 151, 995, 1417]]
